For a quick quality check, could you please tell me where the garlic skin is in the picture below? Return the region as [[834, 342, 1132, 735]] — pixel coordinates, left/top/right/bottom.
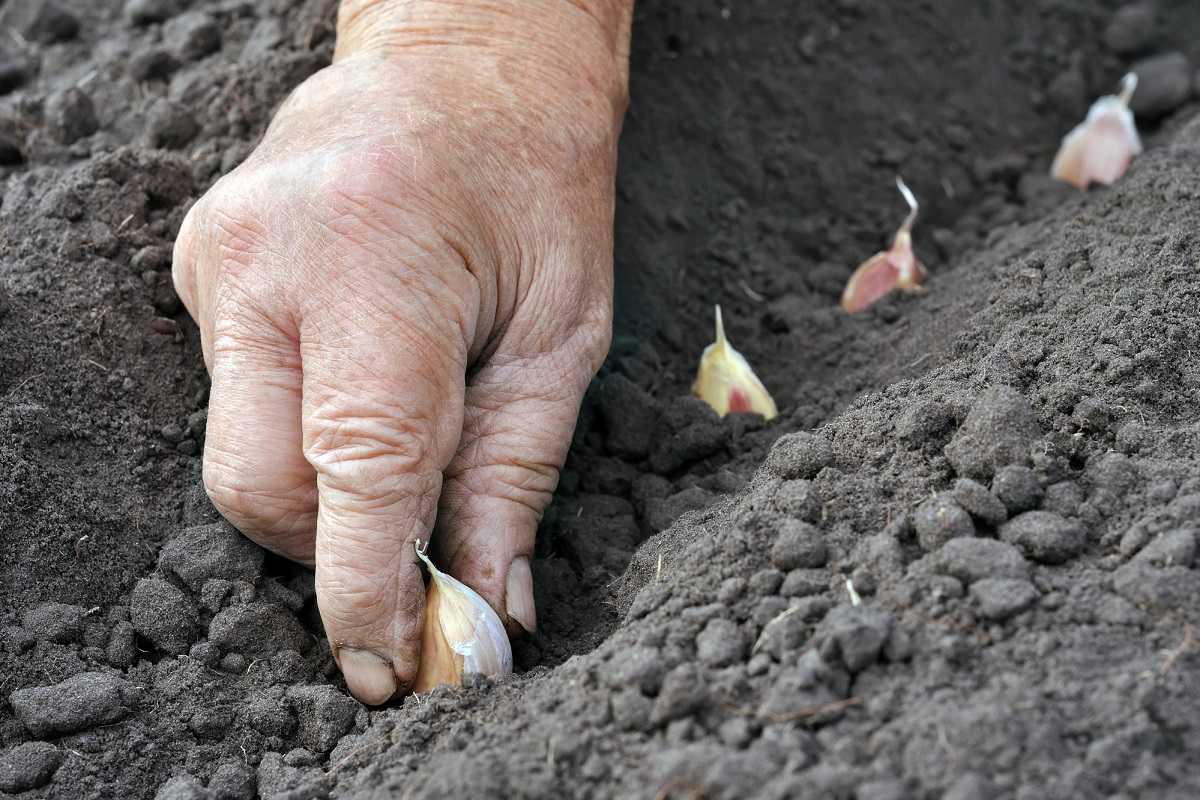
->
[[841, 177, 927, 314], [413, 541, 512, 693], [692, 305, 778, 420], [1052, 73, 1142, 190]]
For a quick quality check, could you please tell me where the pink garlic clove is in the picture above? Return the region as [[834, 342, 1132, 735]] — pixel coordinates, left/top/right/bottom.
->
[[841, 178, 927, 314], [1051, 73, 1142, 190]]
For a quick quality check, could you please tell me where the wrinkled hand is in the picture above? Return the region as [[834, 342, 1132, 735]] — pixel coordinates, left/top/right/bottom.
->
[[172, 0, 631, 703]]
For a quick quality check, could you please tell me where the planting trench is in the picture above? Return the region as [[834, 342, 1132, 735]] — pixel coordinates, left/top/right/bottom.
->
[[3, 0, 1200, 798]]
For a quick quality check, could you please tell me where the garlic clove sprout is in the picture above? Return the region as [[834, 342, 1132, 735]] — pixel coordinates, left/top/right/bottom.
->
[[841, 177, 927, 314], [692, 305, 778, 420], [1051, 73, 1142, 190], [412, 540, 513, 693]]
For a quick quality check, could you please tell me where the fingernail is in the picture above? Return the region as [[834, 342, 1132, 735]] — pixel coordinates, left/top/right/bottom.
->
[[505, 556, 537, 634], [338, 647, 396, 705]]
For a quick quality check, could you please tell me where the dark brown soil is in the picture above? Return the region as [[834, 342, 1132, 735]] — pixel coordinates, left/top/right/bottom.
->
[[3, 1, 1200, 798]]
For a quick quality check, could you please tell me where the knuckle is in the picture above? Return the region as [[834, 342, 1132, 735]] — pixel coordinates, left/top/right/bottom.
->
[[183, 176, 274, 281], [578, 303, 614, 374], [304, 398, 444, 500], [451, 460, 558, 517], [207, 204, 272, 282], [202, 454, 312, 536]]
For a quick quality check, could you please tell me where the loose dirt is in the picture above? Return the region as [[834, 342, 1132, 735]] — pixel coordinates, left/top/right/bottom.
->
[[3, 1, 1200, 798]]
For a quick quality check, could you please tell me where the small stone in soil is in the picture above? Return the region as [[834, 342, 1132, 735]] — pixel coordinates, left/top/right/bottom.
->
[[131, 577, 199, 654], [209, 602, 310, 659], [189, 705, 233, 739], [606, 646, 665, 694], [220, 652, 249, 674], [950, 478, 1008, 526], [1132, 529, 1196, 568], [145, 99, 199, 149], [0, 741, 63, 793], [9, 672, 131, 737], [643, 486, 715, 534], [1, 625, 35, 653], [913, 493, 975, 551], [44, 88, 98, 144], [764, 432, 834, 480], [781, 568, 828, 597], [159, 521, 264, 591], [1112, 561, 1200, 608], [597, 373, 658, 459], [284, 748, 320, 767], [188, 640, 220, 667], [106, 621, 137, 667], [999, 511, 1085, 564], [256, 751, 328, 799], [288, 684, 360, 753], [248, 692, 298, 737], [154, 775, 208, 800], [970, 578, 1039, 621], [895, 399, 955, 446], [816, 605, 893, 673], [943, 386, 1041, 480], [770, 519, 827, 569], [208, 760, 256, 800], [772, 478, 822, 521], [1129, 52, 1192, 117], [933, 537, 1030, 584], [649, 416, 726, 473], [755, 604, 808, 659], [21, 602, 85, 644], [163, 11, 221, 61], [716, 577, 745, 604], [748, 568, 784, 596], [991, 465, 1043, 514], [128, 47, 179, 82], [1042, 480, 1083, 516]]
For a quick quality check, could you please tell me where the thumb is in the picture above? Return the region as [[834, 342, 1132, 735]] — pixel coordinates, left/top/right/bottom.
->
[[436, 346, 599, 637], [302, 309, 468, 704]]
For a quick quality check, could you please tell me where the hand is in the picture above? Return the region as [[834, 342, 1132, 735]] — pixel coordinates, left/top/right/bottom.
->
[[172, 0, 632, 703]]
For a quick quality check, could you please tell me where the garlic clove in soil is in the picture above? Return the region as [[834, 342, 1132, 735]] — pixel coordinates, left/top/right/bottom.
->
[[1051, 73, 1142, 190], [692, 305, 778, 420], [413, 540, 513, 693], [841, 177, 928, 314]]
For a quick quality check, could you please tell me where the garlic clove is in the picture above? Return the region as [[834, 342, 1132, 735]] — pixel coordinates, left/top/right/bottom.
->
[[1051, 73, 1142, 190], [412, 540, 513, 693], [692, 305, 778, 420], [841, 177, 927, 314]]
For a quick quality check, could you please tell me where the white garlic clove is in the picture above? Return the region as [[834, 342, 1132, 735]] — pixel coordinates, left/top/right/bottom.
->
[[413, 540, 513, 693], [1051, 73, 1142, 190], [842, 177, 927, 314], [692, 305, 778, 420]]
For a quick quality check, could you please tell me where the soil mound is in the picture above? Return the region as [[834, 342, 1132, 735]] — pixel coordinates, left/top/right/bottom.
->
[[3, 1, 1200, 798]]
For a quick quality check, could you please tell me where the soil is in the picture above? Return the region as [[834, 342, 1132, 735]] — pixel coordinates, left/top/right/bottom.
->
[[3, 0, 1200, 798]]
